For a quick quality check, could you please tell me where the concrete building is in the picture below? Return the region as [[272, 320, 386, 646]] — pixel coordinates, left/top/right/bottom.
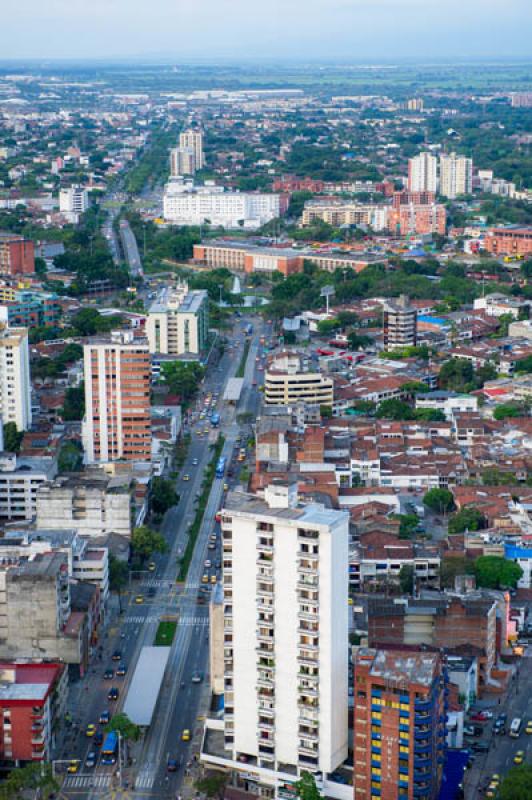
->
[[163, 179, 279, 229], [301, 203, 388, 231], [0, 552, 89, 672], [209, 582, 224, 695], [0, 453, 56, 521], [387, 202, 446, 237], [439, 153, 473, 199], [146, 282, 209, 356], [59, 185, 89, 224], [0, 234, 35, 277], [473, 293, 530, 319], [415, 391, 478, 421], [408, 153, 437, 194], [36, 472, 133, 540], [353, 647, 446, 800], [200, 486, 349, 797], [484, 227, 532, 258], [264, 353, 334, 408], [170, 147, 197, 176], [0, 325, 32, 431], [0, 661, 68, 763], [82, 330, 151, 464], [383, 296, 418, 350], [179, 129, 204, 170]]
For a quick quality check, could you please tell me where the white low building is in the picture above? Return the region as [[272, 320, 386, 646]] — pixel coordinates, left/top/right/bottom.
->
[[0, 454, 56, 521], [415, 390, 478, 421]]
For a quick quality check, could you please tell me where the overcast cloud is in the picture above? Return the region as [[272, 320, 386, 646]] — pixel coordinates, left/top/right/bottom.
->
[[1, 0, 530, 60]]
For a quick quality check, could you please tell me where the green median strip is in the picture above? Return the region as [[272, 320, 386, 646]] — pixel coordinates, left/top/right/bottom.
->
[[236, 340, 251, 378], [154, 620, 177, 646], [177, 434, 225, 582]]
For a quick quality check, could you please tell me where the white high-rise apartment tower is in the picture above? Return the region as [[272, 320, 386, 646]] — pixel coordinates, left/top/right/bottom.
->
[[179, 129, 204, 171], [0, 325, 32, 432], [202, 485, 349, 797], [407, 152, 438, 193], [439, 152, 473, 199]]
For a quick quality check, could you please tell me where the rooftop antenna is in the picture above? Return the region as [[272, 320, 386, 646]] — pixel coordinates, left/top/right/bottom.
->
[[320, 285, 335, 315]]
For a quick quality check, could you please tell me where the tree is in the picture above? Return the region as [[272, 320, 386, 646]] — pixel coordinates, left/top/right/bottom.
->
[[109, 554, 129, 613], [414, 408, 446, 422], [448, 507, 487, 535], [440, 556, 473, 589], [493, 403, 526, 420], [151, 477, 178, 515], [317, 318, 339, 336], [473, 556, 523, 589], [438, 358, 475, 391], [58, 441, 83, 472], [131, 525, 169, 563], [105, 712, 140, 742], [482, 467, 518, 486], [399, 564, 414, 594], [400, 380, 430, 395], [0, 762, 58, 800], [395, 514, 419, 539], [320, 405, 332, 419], [61, 386, 85, 421], [347, 331, 372, 350], [2, 422, 23, 453], [295, 771, 322, 800], [500, 764, 532, 800], [161, 361, 206, 403], [376, 399, 414, 420], [195, 772, 227, 800], [423, 488, 455, 515]]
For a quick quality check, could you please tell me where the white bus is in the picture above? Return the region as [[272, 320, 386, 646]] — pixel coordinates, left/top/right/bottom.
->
[[510, 718, 522, 738]]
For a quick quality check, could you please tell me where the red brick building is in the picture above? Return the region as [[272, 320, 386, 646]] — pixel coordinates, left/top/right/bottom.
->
[[353, 647, 446, 800], [388, 201, 446, 237], [0, 661, 68, 762], [484, 227, 532, 257], [0, 233, 35, 276]]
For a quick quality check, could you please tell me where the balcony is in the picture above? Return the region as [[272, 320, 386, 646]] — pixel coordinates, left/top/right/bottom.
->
[[413, 785, 431, 798], [257, 675, 275, 689], [257, 600, 274, 613], [414, 756, 432, 770], [415, 699, 432, 712], [299, 729, 319, 743], [257, 630, 274, 643], [257, 542, 274, 555], [258, 719, 275, 733], [298, 609, 318, 622], [257, 586, 274, 599], [414, 728, 431, 740], [299, 685, 319, 699], [298, 562, 319, 575], [414, 713, 431, 724], [256, 645, 274, 658], [297, 579, 319, 591], [258, 704, 275, 718], [414, 743, 432, 755], [298, 742, 319, 757]]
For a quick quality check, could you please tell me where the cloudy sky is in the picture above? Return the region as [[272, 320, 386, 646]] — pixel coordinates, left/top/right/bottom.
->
[[2, 0, 531, 60]]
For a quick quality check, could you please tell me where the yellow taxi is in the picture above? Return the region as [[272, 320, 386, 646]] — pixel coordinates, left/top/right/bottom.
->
[[86, 724, 96, 737], [181, 729, 191, 742], [201, 574, 209, 584], [210, 575, 217, 584], [67, 760, 80, 774], [148, 561, 156, 572], [135, 594, 144, 604], [514, 751, 525, 765]]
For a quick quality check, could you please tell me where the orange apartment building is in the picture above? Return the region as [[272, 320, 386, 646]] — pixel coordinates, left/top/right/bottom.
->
[[353, 647, 446, 800], [82, 330, 151, 464], [0, 234, 35, 276], [484, 227, 532, 257]]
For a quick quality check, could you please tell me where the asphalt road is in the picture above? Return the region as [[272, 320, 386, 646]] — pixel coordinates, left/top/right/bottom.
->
[[119, 220, 143, 277], [59, 314, 269, 799]]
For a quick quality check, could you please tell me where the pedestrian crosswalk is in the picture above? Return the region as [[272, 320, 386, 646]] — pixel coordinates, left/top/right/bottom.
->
[[135, 773, 155, 789], [123, 614, 208, 626], [124, 614, 159, 624], [63, 774, 111, 789], [181, 615, 209, 626]]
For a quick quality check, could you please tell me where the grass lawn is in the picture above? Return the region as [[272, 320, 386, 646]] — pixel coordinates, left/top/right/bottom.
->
[[154, 620, 177, 646]]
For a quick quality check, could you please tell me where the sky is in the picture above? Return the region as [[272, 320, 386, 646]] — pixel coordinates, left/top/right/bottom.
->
[[1, 0, 531, 61]]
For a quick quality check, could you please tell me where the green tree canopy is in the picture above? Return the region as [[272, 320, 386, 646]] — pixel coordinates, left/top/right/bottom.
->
[[151, 477, 178, 515], [195, 773, 227, 799], [376, 399, 414, 420], [440, 556, 473, 589], [0, 762, 57, 800], [395, 513, 420, 540], [500, 764, 532, 800], [493, 402, 527, 420], [2, 422, 23, 453], [399, 564, 414, 594], [295, 771, 322, 800], [105, 712, 141, 741], [473, 556, 523, 589], [61, 385, 85, 421], [109, 554, 129, 612], [161, 361, 206, 402], [131, 525, 169, 563], [448, 507, 487, 535], [58, 440, 83, 472], [423, 488, 455, 515]]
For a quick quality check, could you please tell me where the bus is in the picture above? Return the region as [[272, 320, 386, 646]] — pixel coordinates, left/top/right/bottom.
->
[[215, 456, 226, 478], [510, 718, 522, 738], [246, 324, 253, 336], [211, 412, 220, 427], [101, 731, 118, 764]]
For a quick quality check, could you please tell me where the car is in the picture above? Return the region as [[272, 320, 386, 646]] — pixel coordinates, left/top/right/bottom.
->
[[463, 725, 476, 737], [135, 594, 144, 604], [67, 760, 80, 774], [181, 729, 191, 741], [167, 758, 178, 772], [208, 542, 215, 550], [111, 651, 122, 661], [99, 710, 110, 725], [210, 575, 217, 584], [526, 721, 532, 735], [470, 712, 488, 722], [85, 751, 97, 769], [108, 687, 119, 701], [204, 560, 212, 568], [86, 723, 97, 737], [204, 428, 209, 434], [471, 741, 490, 753], [215, 559, 221, 569], [202, 574, 209, 584], [103, 669, 114, 680], [183, 474, 190, 481], [191, 671, 203, 684], [148, 561, 156, 572], [116, 663, 127, 677], [223, 483, 229, 491], [514, 750, 525, 765], [209, 534, 217, 542], [493, 721, 506, 735], [192, 458, 199, 466]]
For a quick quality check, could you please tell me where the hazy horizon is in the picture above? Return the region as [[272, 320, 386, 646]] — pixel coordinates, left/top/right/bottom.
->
[[1, 0, 531, 61]]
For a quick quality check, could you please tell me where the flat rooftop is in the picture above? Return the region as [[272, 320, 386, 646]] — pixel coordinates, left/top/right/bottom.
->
[[224, 490, 348, 528], [357, 647, 439, 688]]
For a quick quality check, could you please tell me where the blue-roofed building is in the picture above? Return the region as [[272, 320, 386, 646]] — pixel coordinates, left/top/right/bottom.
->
[[505, 544, 532, 589]]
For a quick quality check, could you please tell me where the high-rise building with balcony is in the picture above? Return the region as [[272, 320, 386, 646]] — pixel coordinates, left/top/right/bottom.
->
[[179, 129, 204, 170], [146, 281, 209, 356], [200, 484, 349, 799], [0, 233, 35, 277], [82, 330, 151, 464], [439, 153, 473, 199], [383, 295, 418, 350], [353, 647, 447, 800], [407, 153, 437, 194], [0, 325, 32, 432]]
